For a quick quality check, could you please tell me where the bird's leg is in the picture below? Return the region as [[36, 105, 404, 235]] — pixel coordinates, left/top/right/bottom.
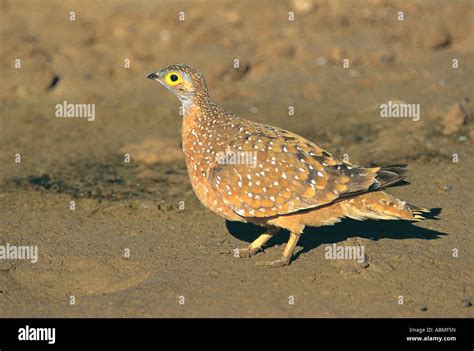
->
[[256, 232, 301, 268], [235, 227, 280, 258]]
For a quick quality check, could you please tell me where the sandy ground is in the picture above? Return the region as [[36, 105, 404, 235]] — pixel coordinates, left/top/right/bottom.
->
[[0, 0, 473, 317]]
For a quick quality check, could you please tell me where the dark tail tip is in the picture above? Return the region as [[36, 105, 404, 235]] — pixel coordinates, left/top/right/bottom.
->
[[411, 207, 442, 221]]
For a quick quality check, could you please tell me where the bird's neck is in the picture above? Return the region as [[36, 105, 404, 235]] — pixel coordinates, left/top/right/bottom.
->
[[181, 93, 217, 122], [181, 95, 223, 160], [178, 96, 195, 115], [181, 101, 204, 152]]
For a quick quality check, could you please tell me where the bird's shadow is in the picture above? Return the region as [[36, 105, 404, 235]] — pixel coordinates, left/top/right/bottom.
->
[[226, 218, 446, 259]]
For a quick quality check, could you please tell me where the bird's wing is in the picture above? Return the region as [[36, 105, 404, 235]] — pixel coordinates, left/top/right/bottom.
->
[[207, 121, 381, 218]]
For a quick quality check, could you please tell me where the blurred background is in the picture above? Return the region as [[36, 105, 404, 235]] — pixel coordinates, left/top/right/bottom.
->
[[0, 0, 473, 317]]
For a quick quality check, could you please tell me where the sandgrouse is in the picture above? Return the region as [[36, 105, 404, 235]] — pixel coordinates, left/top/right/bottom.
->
[[147, 64, 438, 267]]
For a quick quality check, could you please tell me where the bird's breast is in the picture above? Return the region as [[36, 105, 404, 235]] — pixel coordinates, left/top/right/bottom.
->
[[181, 105, 244, 222]]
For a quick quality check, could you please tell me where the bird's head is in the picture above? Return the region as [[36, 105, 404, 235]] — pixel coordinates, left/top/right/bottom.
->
[[147, 64, 209, 106]]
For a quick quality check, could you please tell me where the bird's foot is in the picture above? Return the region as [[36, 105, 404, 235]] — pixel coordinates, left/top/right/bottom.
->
[[256, 256, 291, 268], [233, 247, 260, 259], [232, 231, 277, 259]]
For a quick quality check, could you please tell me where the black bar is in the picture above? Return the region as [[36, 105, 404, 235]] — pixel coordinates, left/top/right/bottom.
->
[[0, 318, 472, 350]]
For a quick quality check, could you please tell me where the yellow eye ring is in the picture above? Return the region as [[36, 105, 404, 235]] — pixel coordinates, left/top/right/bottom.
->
[[165, 72, 183, 86]]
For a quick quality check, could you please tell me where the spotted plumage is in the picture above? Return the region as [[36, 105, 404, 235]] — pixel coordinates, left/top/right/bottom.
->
[[147, 64, 440, 267]]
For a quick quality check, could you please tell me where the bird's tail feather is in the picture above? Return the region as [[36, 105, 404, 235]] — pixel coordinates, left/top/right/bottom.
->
[[376, 164, 408, 188], [340, 192, 441, 222]]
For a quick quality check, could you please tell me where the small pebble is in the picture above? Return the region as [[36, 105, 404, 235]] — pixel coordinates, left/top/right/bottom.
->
[[291, 0, 316, 15], [462, 299, 472, 308], [419, 305, 428, 312], [349, 69, 360, 78], [316, 57, 327, 66], [329, 47, 345, 64], [442, 101, 468, 135], [249, 106, 258, 114]]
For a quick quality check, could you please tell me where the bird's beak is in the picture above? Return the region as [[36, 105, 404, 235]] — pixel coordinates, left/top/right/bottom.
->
[[147, 72, 160, 80]]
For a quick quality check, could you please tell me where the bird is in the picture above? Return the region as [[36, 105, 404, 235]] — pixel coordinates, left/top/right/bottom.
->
[[147, 64, 439, 267]]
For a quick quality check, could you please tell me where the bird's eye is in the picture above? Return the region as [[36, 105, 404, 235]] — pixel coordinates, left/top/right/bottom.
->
[[165, 72, 183, 86]]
